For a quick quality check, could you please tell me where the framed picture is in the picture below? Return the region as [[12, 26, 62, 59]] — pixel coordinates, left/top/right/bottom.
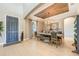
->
[[50, 22, 59, 31]]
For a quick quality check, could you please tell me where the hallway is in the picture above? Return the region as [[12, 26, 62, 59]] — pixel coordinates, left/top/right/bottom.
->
[[0, 38, 78, 56]]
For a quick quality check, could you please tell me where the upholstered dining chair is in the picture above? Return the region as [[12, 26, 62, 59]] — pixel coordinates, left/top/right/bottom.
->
[[35, 32, 40, 40], [51, 31, 60, 47], [42, 36, 50, 43]]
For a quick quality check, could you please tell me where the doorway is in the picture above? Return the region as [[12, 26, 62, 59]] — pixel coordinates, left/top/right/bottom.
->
[[64, 17, 76, 50], [32, 21, 37, 38]]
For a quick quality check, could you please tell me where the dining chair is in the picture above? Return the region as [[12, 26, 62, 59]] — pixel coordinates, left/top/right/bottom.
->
[[34, 32, 40, 40], [51, 31, 60, 47], [43, 36, 50, 43]]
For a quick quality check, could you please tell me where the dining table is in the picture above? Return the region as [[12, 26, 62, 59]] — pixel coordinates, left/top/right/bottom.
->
[[38, 32, 63, 43]]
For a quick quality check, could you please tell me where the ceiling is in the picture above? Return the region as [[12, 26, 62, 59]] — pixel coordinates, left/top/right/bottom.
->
[[0, 3, 39, 17], [0, 3, 78, 21], [45, 3, 78, 20], [35, 3, 69, 19], [23, 3, 39, 17], [27, 3, 79, 21]]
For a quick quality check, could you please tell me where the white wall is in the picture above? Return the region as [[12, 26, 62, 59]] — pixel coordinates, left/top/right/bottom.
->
[[0, 3, 24, 45], [24, 19, 32, 40], [45, 19, 64, 33], [64, 17, 76, 40]]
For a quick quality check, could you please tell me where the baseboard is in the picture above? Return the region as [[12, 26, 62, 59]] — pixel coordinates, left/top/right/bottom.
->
[[64, 37, 74, 40], [0, 43, 3, 47], [3, 41, 21, 47], [23, 38, 30, 41]]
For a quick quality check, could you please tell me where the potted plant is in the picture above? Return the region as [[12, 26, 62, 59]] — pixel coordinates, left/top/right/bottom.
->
[[0, 22, 3, 36]]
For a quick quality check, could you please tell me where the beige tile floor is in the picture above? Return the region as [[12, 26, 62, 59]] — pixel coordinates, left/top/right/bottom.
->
[[0, 38, 78, 56]]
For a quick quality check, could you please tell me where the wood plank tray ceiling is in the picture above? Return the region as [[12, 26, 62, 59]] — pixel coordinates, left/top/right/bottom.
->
[[35, 3, 69, 19]]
